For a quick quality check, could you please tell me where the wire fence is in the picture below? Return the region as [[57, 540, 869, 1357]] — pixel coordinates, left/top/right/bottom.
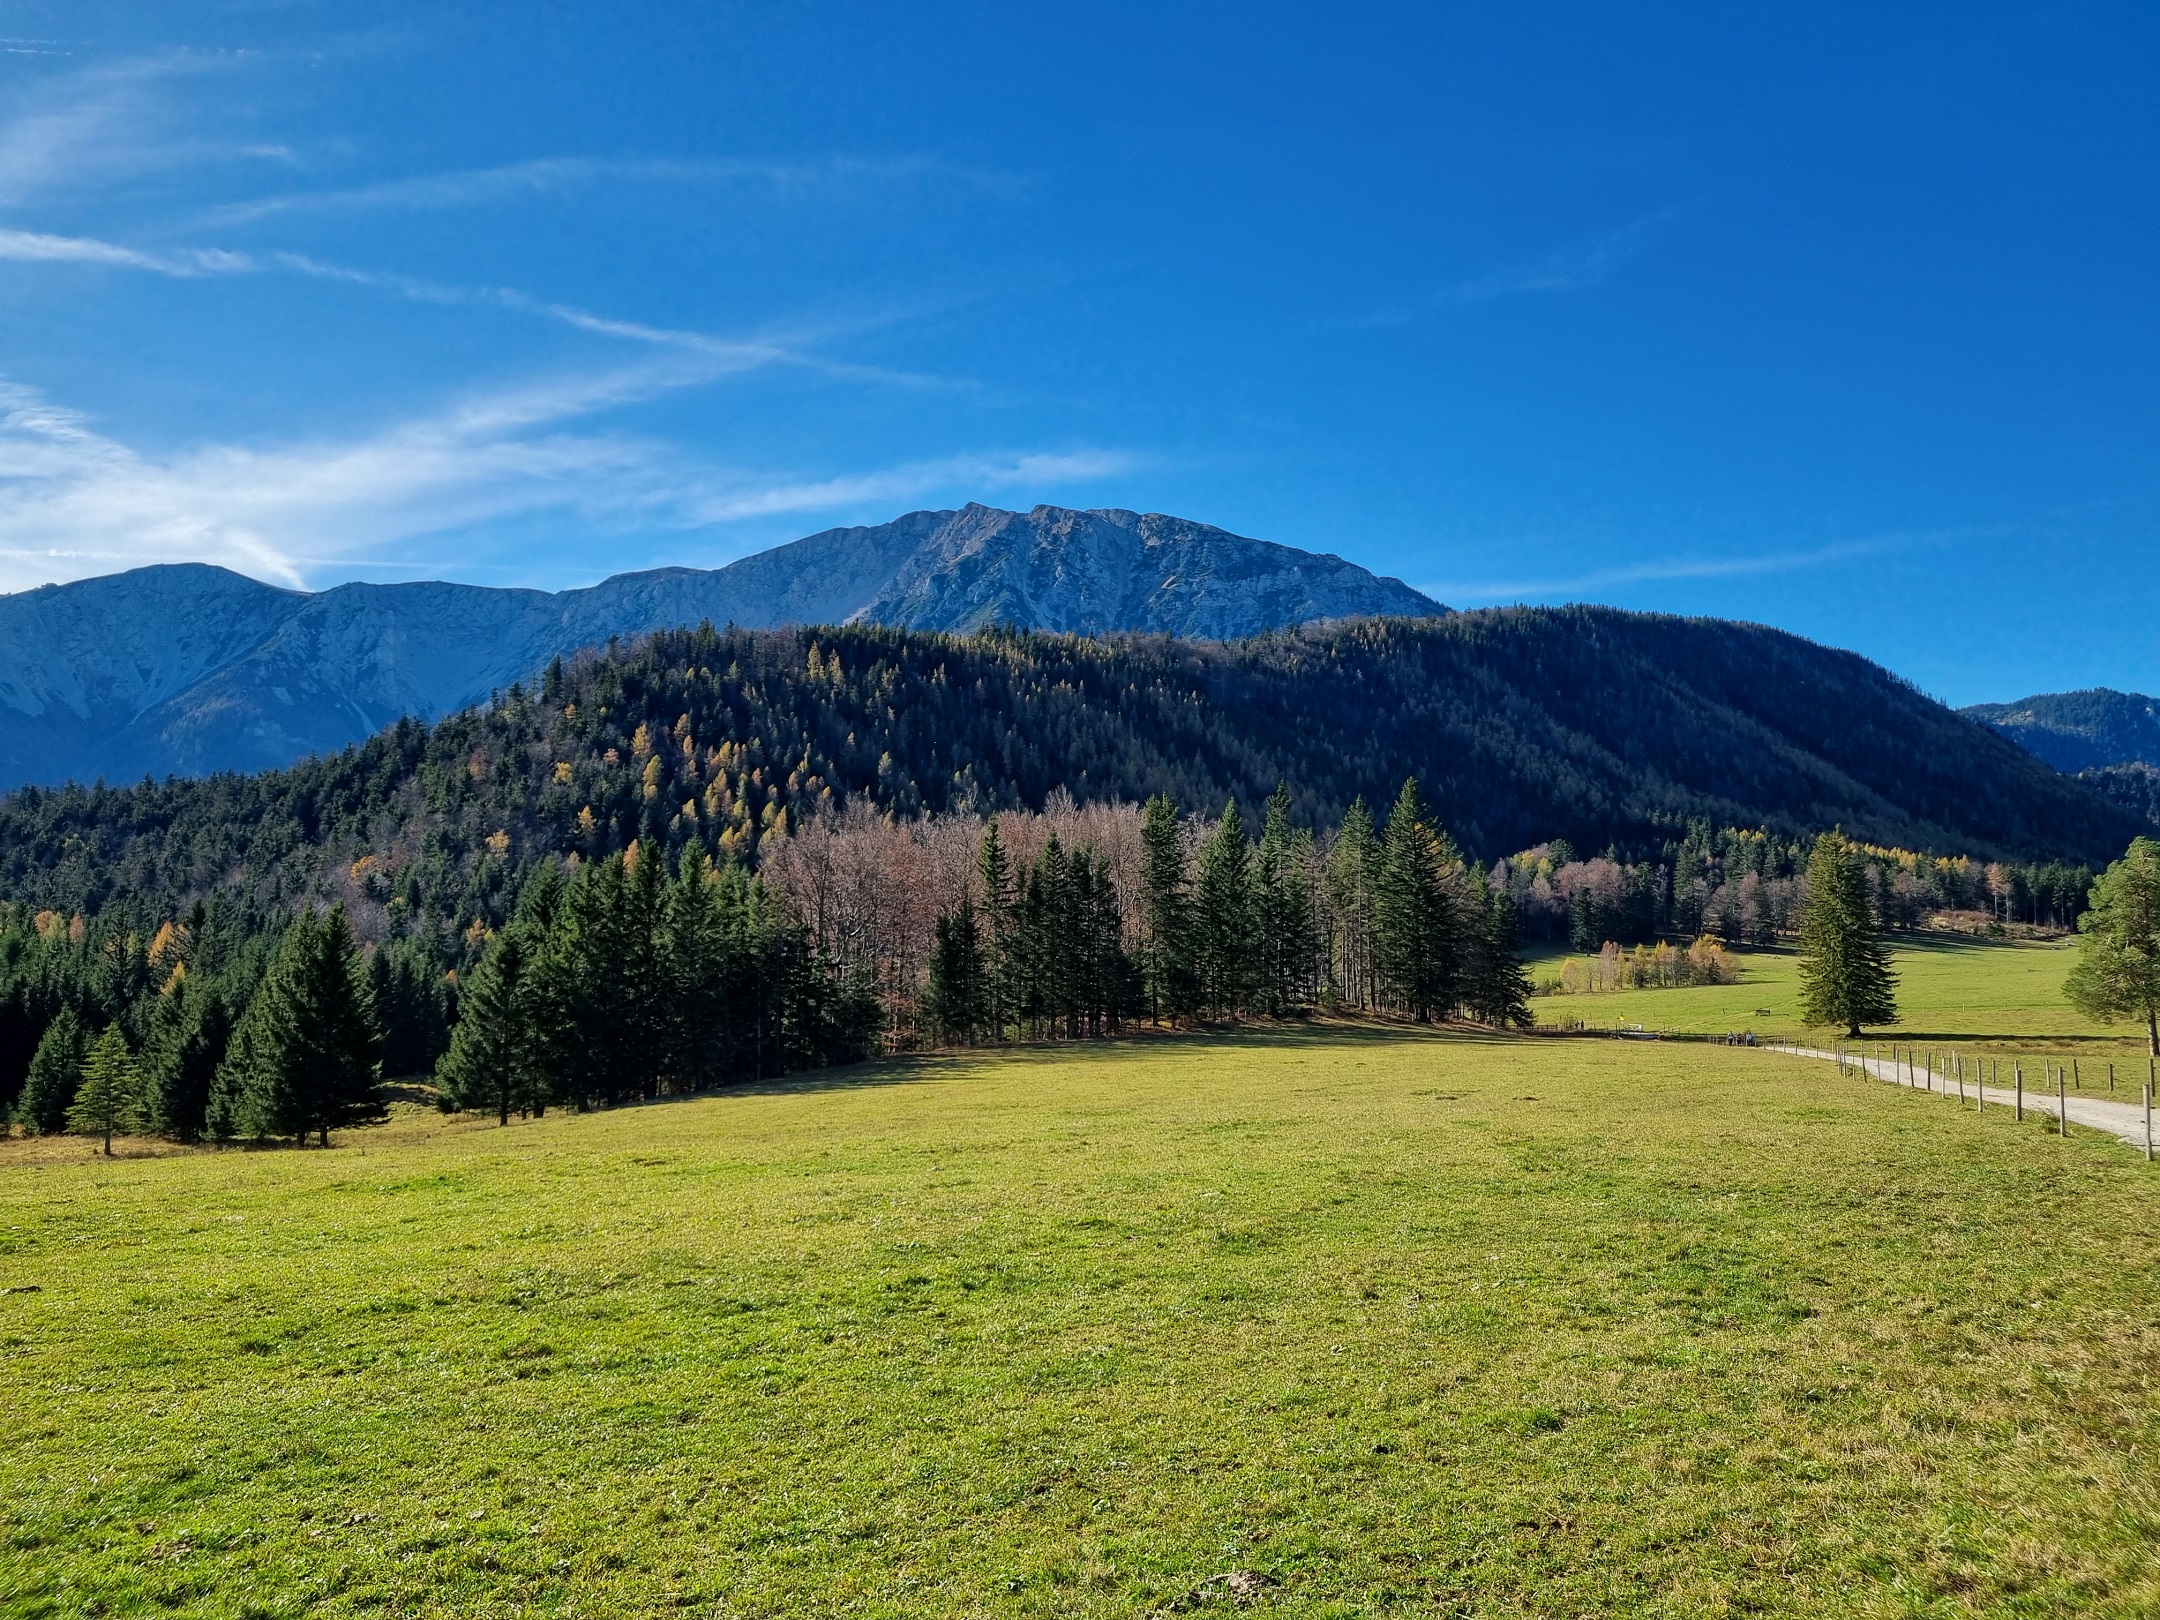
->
[[1765, 1039, 2157, 1161]]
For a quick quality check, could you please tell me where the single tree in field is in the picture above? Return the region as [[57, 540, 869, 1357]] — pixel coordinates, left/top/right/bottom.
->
[[2065, 836, 2160, 1055], [67, 1024, 144, 1155], [1797, 832, 1898, 1037], [16, 1006, 88, 1135]]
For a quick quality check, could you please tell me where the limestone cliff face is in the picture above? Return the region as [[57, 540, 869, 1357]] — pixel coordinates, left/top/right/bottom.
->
[[0, 505, 1443, 788]]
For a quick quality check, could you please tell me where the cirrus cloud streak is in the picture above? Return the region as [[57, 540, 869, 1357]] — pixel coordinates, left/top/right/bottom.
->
[[0, 371, 1134, 593]]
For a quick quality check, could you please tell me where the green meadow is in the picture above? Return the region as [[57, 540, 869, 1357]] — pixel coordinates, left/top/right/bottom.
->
[[4, 937, 2159, 1617], [1531, 935, 2158, 1064]]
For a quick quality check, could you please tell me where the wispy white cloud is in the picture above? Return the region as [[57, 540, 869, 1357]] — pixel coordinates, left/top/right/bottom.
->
[[204, 153, 1020, 226], [0, 50, 279, 206], [0, 371, 1130, 593], [1433, 212, 1672, 306], [0, 226, 948, 387], [0, 225, 251, 274], [687, 451, 1137, 524], [1419, 534, 1915, 604]]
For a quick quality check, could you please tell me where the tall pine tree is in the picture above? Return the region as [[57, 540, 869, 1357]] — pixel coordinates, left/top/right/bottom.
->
[[434, 925, 543, 1124], [977, 819, 1014, 1042], [16, 1005, 87, 1135], [1797, 832, 1898, 1037], [1374, 778, 1459, 1022], [1194, 801, 1256, 1016], [1326, 797, 1379, 1010], [67, 1023, 144, 1155], [1139, 794, 1197, 1023], [209, 907, 384, 1146], [143, 975, 230, 1143], [923, 901, 987, 1045], [1254, 784, 1317, 1015]]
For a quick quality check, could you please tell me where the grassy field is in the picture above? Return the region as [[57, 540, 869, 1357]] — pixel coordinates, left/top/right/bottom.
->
[[1529, 934, 2160, 1067], [6, 994, 2160, 1615]]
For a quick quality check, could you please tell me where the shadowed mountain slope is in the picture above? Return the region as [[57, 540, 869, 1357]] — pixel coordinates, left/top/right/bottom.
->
[[1962, 688, 2160, 774], [0, 610, 2136, 928]]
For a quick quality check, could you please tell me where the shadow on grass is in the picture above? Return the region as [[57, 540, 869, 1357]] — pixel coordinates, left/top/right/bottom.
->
[[451, 1017, 1530, 1130]]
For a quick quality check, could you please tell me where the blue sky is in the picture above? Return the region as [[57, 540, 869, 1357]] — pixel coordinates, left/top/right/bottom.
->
[[0, 3, 2153, 705]]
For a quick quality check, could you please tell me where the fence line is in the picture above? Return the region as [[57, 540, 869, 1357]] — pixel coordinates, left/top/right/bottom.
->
[[1764, 1039, 2156, 1161]]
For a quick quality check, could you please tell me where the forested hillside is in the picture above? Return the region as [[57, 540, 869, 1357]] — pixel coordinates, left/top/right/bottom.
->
[[0, 609, 2128, 931]]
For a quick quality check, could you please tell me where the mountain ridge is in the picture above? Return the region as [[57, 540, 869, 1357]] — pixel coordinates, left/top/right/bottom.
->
[[1961, 687, 2160, 774], [0, 504, 1444, 789]]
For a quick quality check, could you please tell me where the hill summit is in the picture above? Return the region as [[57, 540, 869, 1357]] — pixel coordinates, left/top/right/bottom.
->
[[1961, 688, 2160, 773], [0, 505, 1442, 790]]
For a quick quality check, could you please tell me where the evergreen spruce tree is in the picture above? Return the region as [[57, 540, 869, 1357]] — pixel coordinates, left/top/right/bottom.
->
[[143, 976, 230, 1143], [2065, 836, 2160, 1055], [663, 848, 728, 1090], [1252, 785, 1319, 1015], [1796, 832, 1899, 1037], [369, 939, 451, 1078], [1194, 800, 1256, 1015], [977, 819, 1014, 1041], [1374, 778, 1459, 1021], [1463, 871, 1534, 1028], [1326, 798, 1379, 1009], [1034, 835, 1073, 1036], [435, 925, 541, 1124], [67, 1023, 144, 1155], [16, 1005, 87, 1135], [1139, 794, 1197, 1022], [1672, 821, 1713, 936], [923, 901, 987, 1045], [209, 907, 385, 1146], [621, 840, 671, 1096]]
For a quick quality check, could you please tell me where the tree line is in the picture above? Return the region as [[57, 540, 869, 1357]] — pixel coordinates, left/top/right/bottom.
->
[[3, 846, 881, 1148], [919, 780, 1531, 1043]]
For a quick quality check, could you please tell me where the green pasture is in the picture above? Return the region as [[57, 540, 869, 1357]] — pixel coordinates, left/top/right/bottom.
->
[[5, 1017, 2160, 1617], [1529, 935, 2153, 1062]]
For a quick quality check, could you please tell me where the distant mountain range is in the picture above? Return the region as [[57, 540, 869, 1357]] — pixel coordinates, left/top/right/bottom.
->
[[1961, 689, 2160, 774], [0, 504, 1442, 790]]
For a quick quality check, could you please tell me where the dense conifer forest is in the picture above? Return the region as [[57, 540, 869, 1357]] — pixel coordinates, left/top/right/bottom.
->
[[0, 612, 2125, 1141]]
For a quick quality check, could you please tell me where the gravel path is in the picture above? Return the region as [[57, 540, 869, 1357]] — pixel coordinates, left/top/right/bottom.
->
[[1771, 1042, 2158, 1155]]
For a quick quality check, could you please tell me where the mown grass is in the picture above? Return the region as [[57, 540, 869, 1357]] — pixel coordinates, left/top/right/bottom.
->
[[5, 1008, 2160, 1617]]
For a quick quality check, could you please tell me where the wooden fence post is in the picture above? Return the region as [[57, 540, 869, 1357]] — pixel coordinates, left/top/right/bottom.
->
[[2015, 1062, 2023, 1122], [2058, 1064, 2067, 1137]]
